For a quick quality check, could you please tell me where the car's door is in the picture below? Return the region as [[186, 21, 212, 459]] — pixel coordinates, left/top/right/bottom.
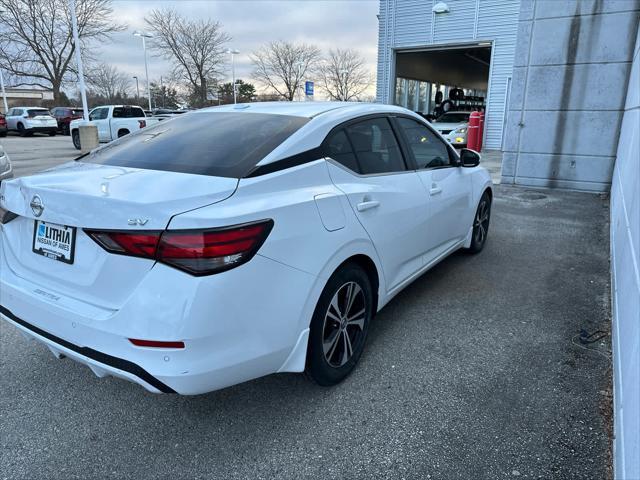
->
[[324, 116, 432, 292], [89, 107, 110, 141], [394, 116, 473, 263]]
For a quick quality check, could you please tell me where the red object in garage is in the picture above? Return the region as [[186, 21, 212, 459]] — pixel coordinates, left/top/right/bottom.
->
[[467, 111, 481, 151], [478, 111, 485, 152]]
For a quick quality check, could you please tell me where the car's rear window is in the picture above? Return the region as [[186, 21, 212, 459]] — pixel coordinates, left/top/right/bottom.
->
[[83, 112, 309, 178], [27, 109, 50, 118]]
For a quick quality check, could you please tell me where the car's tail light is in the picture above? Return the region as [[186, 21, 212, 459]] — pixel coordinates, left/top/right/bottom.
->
[[85, 220, 273, 276], [138, 119, 146, 128]]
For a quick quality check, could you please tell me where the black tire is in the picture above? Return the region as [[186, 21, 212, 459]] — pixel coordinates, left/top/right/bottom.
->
[[17, 123, 26, 137], [117, 129, 129, 138], [306, 263, 373, 386], [48, 131, 56, 136], [465, 191, 491, 254], [63, 124, 70, 136], [441, 99, 454, 113], [72, 130, 81, 150], [0, 131, 6, 137]]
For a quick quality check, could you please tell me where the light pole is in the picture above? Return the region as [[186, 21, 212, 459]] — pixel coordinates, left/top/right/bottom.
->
[[132, 76, 139, 100], [133, 30, 153, 111], [68, 0, 89, 120], [339, 69, 350, 101], [0, 9, 6, 113], [226, 49, 240, 104]]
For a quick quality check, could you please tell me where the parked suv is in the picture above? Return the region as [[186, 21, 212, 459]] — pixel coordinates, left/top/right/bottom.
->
[[5, 107, 57, 136], [51, 107, 83, 135]]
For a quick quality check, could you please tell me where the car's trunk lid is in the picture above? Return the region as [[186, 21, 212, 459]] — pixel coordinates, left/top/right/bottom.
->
[[0, 162, 238, 309]]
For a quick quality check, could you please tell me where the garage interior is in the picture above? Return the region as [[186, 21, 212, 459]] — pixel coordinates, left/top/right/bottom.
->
[[393, 44, 502, 180], [394, 44, 491, 118]]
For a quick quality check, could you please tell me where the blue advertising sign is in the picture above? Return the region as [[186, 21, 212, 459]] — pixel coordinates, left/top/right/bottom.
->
[[305, 81, 314, 96]]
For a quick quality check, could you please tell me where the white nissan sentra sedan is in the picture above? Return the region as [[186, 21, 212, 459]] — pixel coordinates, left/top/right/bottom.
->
[[0, 102, 492, 395]]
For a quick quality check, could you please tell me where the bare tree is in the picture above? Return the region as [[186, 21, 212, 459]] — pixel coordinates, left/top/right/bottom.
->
[[86, 63, 130, 102], [145, 9, 230, 107], [0, 0, 125, 99], [317, 48, 372, 101], [251, 41, 321, 101]]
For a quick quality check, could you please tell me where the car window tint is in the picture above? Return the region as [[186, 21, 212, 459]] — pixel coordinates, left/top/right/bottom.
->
[[325, 129, 359, 172], [27, 109, 50, 118], [113, 106, 145, 118], [397, 117, 451, 169], [345, 118, 405, 174], [83, 112, 309, 178]]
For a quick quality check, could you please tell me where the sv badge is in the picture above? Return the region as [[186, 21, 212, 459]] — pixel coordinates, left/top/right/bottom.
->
[[128, 218, 149, 226]]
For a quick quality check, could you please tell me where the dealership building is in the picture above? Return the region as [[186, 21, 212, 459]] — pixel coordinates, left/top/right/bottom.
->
[[377, 0, 639, 478]]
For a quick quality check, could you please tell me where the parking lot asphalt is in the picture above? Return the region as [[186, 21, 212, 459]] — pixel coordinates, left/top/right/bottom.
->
[[1, 133, 79, 178], [0, 182, 611, 479]]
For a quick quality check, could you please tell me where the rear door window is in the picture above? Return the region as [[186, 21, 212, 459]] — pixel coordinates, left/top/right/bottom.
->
[[345, 117, 406, 175], [113, 106, 145, 118], [83, 112, 309, 178], [325, 129, 359, 172]]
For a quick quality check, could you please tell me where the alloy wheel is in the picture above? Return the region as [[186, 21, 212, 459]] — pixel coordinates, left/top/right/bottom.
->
[[322, 281, 367, 368]]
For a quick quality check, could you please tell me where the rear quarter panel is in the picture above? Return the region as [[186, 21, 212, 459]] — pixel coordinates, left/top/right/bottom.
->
[[167, 160, 386, 331]]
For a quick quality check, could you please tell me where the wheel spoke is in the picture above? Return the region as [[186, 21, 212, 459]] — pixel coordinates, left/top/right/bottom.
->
[[330, 293, 342, 318], [346, 308, 365, 329], [323, 328, 341, 359], [345, 283, 362, 318], [340, 331, 352, 366]]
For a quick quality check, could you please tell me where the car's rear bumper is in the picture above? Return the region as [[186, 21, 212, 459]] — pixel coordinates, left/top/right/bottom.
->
[[0, 305, 174, 393], [0, 242, 318, 395]]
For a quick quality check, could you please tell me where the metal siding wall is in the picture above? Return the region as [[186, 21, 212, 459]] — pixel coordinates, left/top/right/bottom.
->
[[433, 0, 477, 44], [376, 0, 521, 149], [395, 0, 431, 47], [478, 0, 521, 149]]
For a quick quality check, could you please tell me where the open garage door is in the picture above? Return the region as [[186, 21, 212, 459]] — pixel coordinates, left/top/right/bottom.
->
[[394, 45, 491, 118], [393, 43, 502, 179]]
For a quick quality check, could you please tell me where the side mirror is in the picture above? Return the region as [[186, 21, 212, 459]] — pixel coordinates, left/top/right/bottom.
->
[[460, 148, 481, 167]]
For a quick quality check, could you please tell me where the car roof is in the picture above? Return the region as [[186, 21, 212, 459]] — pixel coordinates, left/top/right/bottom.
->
[[197, 101, 409, 119], [11, 106, 50, 110], [197, 102, 426, 169]]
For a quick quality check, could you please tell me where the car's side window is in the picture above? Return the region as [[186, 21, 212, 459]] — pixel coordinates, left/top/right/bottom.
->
[[345, 118, 406, 175], [397, 117, 452, 169], [326, 129, 360, 172], [90, 108, 108, 121]]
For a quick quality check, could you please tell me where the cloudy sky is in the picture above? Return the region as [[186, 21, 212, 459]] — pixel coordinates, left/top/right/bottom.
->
[[101, 0, 379, 96]]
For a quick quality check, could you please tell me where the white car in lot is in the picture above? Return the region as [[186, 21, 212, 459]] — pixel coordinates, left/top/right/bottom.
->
[[0, 102, 492, 395], [432, 111, 473, 147], [69, 105, 159, 149], [5, 107, 58, 136]]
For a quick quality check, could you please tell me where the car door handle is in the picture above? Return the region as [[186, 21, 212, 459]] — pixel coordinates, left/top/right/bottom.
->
[[430, 185, 443, 196], [356, 200, 380, 212]]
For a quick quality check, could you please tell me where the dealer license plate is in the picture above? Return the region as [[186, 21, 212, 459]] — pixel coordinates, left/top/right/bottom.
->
[[32, 220, 76, 264]]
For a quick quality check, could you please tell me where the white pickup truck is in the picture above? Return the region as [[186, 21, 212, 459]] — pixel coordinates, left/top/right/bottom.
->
[[70, 105, 160, 150]]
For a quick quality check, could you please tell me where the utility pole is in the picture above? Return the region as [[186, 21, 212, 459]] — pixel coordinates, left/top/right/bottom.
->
[[69, 0, 89, 120], [133, 76, 139, 100]]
